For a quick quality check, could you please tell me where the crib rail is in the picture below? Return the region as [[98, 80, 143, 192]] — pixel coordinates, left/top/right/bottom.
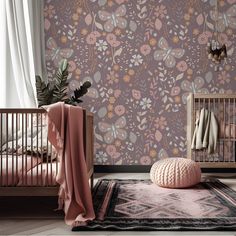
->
[[187, 93, 236, 168], [0, 108, 59, 187]]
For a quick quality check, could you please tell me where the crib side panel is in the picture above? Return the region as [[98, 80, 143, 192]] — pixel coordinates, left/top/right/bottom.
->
[[188, 94, 236, 168], [0, 109, 58, 187]]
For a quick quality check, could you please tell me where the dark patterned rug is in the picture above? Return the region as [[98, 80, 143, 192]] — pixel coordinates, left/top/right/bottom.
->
[[73, 179, 236, 231]]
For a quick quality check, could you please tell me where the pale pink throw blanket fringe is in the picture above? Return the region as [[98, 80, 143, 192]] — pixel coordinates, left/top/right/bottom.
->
[[43, 102, 95, 226]]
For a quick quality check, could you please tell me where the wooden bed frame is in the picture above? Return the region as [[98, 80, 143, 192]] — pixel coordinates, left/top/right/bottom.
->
[[0, 108, 94, 196]]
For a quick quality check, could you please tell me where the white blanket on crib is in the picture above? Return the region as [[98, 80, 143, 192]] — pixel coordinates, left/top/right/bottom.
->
[[1, 118, 56, 159]]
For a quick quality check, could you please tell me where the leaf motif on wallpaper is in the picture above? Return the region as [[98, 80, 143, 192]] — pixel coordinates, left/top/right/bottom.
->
[[227, 47, 234, 56], [165, 104, 173, 111], [94, 127, 104, 142], [155, 18, 162, 30], [115, 159, 123, 165], [205, 71, 213, 83], [95, 21, 103, 30], [98, 0, 107, 6], [176, 73, 184, 81], [129, 132, 137, 143], [205, 15, 214, 31], [196, 14, 204, 25], [155, 130, 162, 142], [98, 107, 107, 118], [154, 37, 185, 68], [137, 117, 147, 130], [162, 95, 168, 103], [158, 148, 169, 160], [90, 0, 107, 6], [113, 48, 123, 64], [129, 20, 137, 32], [137, 5, 148, 19], [85, 14, 93, 25]]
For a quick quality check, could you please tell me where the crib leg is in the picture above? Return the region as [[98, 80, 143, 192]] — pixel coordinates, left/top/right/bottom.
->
[[90, 174, 94, 191]]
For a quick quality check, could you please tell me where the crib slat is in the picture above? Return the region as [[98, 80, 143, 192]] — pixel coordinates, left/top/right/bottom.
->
[[228, 98, 231, 162], [22, 113, 24, 185], [36, 114, 39, 186], [46, 123, 49, 187], [31, 113, 33, 186], [0, 113, 3, 186], [223, 98, 226, 162], [41, 113, 43, 186], [234, 98, 236, 162], [50, 144, 53, 186], [6, 113, 8, 186], [198, 98, 201, 162], [16, 113, 18, 185], [25, 113, 28, 185], [12, 113, 14, 186]]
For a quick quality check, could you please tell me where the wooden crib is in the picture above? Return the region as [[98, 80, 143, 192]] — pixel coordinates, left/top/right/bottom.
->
[[0, 108, 94, 196], [187, 93, 236, 168]]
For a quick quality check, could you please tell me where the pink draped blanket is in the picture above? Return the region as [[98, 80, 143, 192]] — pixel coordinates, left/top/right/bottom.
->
[[43, 102, 95, 226]]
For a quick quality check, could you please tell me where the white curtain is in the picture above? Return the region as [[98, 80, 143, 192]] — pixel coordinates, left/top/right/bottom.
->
[[0, 0, 46, 108]]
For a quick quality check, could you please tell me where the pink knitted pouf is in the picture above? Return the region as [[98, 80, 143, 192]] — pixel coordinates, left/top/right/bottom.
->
[[150, 158, 201, 188]]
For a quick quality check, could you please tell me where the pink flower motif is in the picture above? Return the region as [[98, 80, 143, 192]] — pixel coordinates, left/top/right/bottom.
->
[[114, 89, 121, 98], [176, 60, 188, 72], [44, 5, 55, 18], [68, 60, 76, 72], [106, 145, 117, 156], [114, 105, 125, 116], [154, 116, 167, 129], [106, 71, 119, 84], [218, 71, 230, 85], [86, 33, 97, 45], [171, 86, 180, 96], [44, 18, 51, 31], [197, 32, 209, 45], [106, 33, 117, 45], [112, 152, 121, 159], [218, 33, 228, 45], [140, 156, 151, 165], [154, 5, 167, 19], [110, 40, 120, 47], [140, 44, 151, 56], [132, 89, 141, 100], [204, 31, 212, 37], [91, 31, 101, 38]]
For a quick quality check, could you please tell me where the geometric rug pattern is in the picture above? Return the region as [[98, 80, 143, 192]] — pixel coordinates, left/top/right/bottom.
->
[[73, 179, 236, 231]]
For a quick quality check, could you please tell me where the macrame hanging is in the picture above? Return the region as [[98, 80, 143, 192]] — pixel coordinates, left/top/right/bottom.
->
[[207, 0, 227, 70]]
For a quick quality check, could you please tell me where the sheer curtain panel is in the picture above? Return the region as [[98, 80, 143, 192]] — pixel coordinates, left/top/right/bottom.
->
[[0, 0, 46, 108]]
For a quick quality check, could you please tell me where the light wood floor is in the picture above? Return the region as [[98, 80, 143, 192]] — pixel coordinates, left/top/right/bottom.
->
[[1, 173, 236, 236]]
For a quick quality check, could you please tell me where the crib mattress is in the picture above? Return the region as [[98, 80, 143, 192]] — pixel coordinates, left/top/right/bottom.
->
[[0, 154, 58, 186]]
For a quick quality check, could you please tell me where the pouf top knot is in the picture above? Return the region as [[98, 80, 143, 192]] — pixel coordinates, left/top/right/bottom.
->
[[150, 158, 201, 188]]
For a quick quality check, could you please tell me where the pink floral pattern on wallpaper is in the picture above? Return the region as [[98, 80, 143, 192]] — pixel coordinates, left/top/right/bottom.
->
[[44, 0, 236, 165]]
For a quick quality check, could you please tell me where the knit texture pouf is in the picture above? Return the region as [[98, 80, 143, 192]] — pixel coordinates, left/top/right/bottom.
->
[[150, 158, 201, 188]]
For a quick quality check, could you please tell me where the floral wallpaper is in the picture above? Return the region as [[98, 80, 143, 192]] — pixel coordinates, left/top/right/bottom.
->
[[44, 0, 236, 165]]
